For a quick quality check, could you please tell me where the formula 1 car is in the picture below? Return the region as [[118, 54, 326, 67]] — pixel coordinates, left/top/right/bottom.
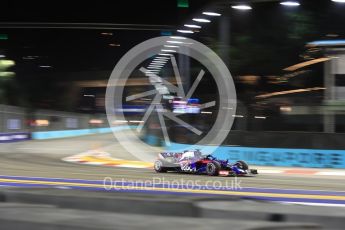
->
[[153, 150, 258, 176]]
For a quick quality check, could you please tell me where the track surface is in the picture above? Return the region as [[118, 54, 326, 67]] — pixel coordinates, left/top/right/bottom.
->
[[0, 133, 345, 204]]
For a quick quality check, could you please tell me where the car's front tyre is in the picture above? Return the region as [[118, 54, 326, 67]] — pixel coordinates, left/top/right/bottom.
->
[[235, 160, 249, 170], [206, 161, 221, 176]]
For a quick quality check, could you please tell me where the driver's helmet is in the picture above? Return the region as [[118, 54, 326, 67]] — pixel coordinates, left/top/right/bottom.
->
[[180, 150, 195, 160], [194, 149, 202, 158]]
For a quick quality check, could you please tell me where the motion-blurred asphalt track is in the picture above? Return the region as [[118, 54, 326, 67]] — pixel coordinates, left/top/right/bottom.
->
[[0, 132, 345, 205]]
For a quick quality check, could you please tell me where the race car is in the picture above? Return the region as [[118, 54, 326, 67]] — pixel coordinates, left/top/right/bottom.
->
[[153, 149, 258, 176]]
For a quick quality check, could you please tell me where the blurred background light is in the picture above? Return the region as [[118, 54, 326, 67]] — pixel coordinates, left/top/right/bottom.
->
[[177, 0, 189, 8], [128, 120, 144, 123], [170, 36, 186, 39], [254, 116, 267, 119], [148, 65, 163, 67], [308, 40, 345, 46], [100, 32, 113, 36], [184, 24, 201, 28], [89, 119, 103, 124], [154, 56, 169, 58], [202, 12, 221, 16], [149, 62, 165, 65], [231, 5, 252, 10], [284, 58, 331, 71], [152, 61, 166, 64], [167, 40, 183, 44], [152, 59, 167, 62], [0, 60, 15, 69], [39, 65, 52, 68], [109, 43, 120, 47], [160, 31, 173, 36], [153, 60, 168, 63], [192, 18, 211, 23], [232, 115, 244, 118], [0, 34, 8, 40], [164, 45, 180, 48], [161, 49, 177, 52], [149, 65, 164, 67], [280, 106, 292, 112], [0, 72, 15, 78], [34, 119, 50, 127], [280, 1, 300, 6], [177, 29, 194, 34]]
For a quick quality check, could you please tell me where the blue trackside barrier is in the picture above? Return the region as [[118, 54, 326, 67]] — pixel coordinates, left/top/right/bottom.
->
[[166, 142, 345, 169], [31, 126, 134, 140], [144, 134, 164, 146]]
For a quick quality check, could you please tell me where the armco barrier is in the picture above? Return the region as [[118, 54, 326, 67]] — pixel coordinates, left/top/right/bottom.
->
[[166, 143, 345, 168], [31, 126, 133, 140]]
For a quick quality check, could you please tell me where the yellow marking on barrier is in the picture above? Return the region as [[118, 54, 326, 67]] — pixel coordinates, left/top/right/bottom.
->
[[1, 178, 345, 201]]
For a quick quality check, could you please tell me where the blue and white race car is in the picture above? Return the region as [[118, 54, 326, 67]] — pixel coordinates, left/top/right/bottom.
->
[[154, 150, 258, 176]]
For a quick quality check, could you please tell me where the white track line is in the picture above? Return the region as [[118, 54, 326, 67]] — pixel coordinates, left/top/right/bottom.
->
[[315, 172, 345, 176], [282, 202, 345, 208]]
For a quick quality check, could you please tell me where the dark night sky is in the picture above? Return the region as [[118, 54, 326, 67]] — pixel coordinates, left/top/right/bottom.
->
[[0, 0, 212, 25], [0, 0, 345, 111]]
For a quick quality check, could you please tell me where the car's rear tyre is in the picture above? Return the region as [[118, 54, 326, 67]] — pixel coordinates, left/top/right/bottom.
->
[[154, 159, 168, 173], [206, 161, 221, 176], [235, 160, 249, 170]]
